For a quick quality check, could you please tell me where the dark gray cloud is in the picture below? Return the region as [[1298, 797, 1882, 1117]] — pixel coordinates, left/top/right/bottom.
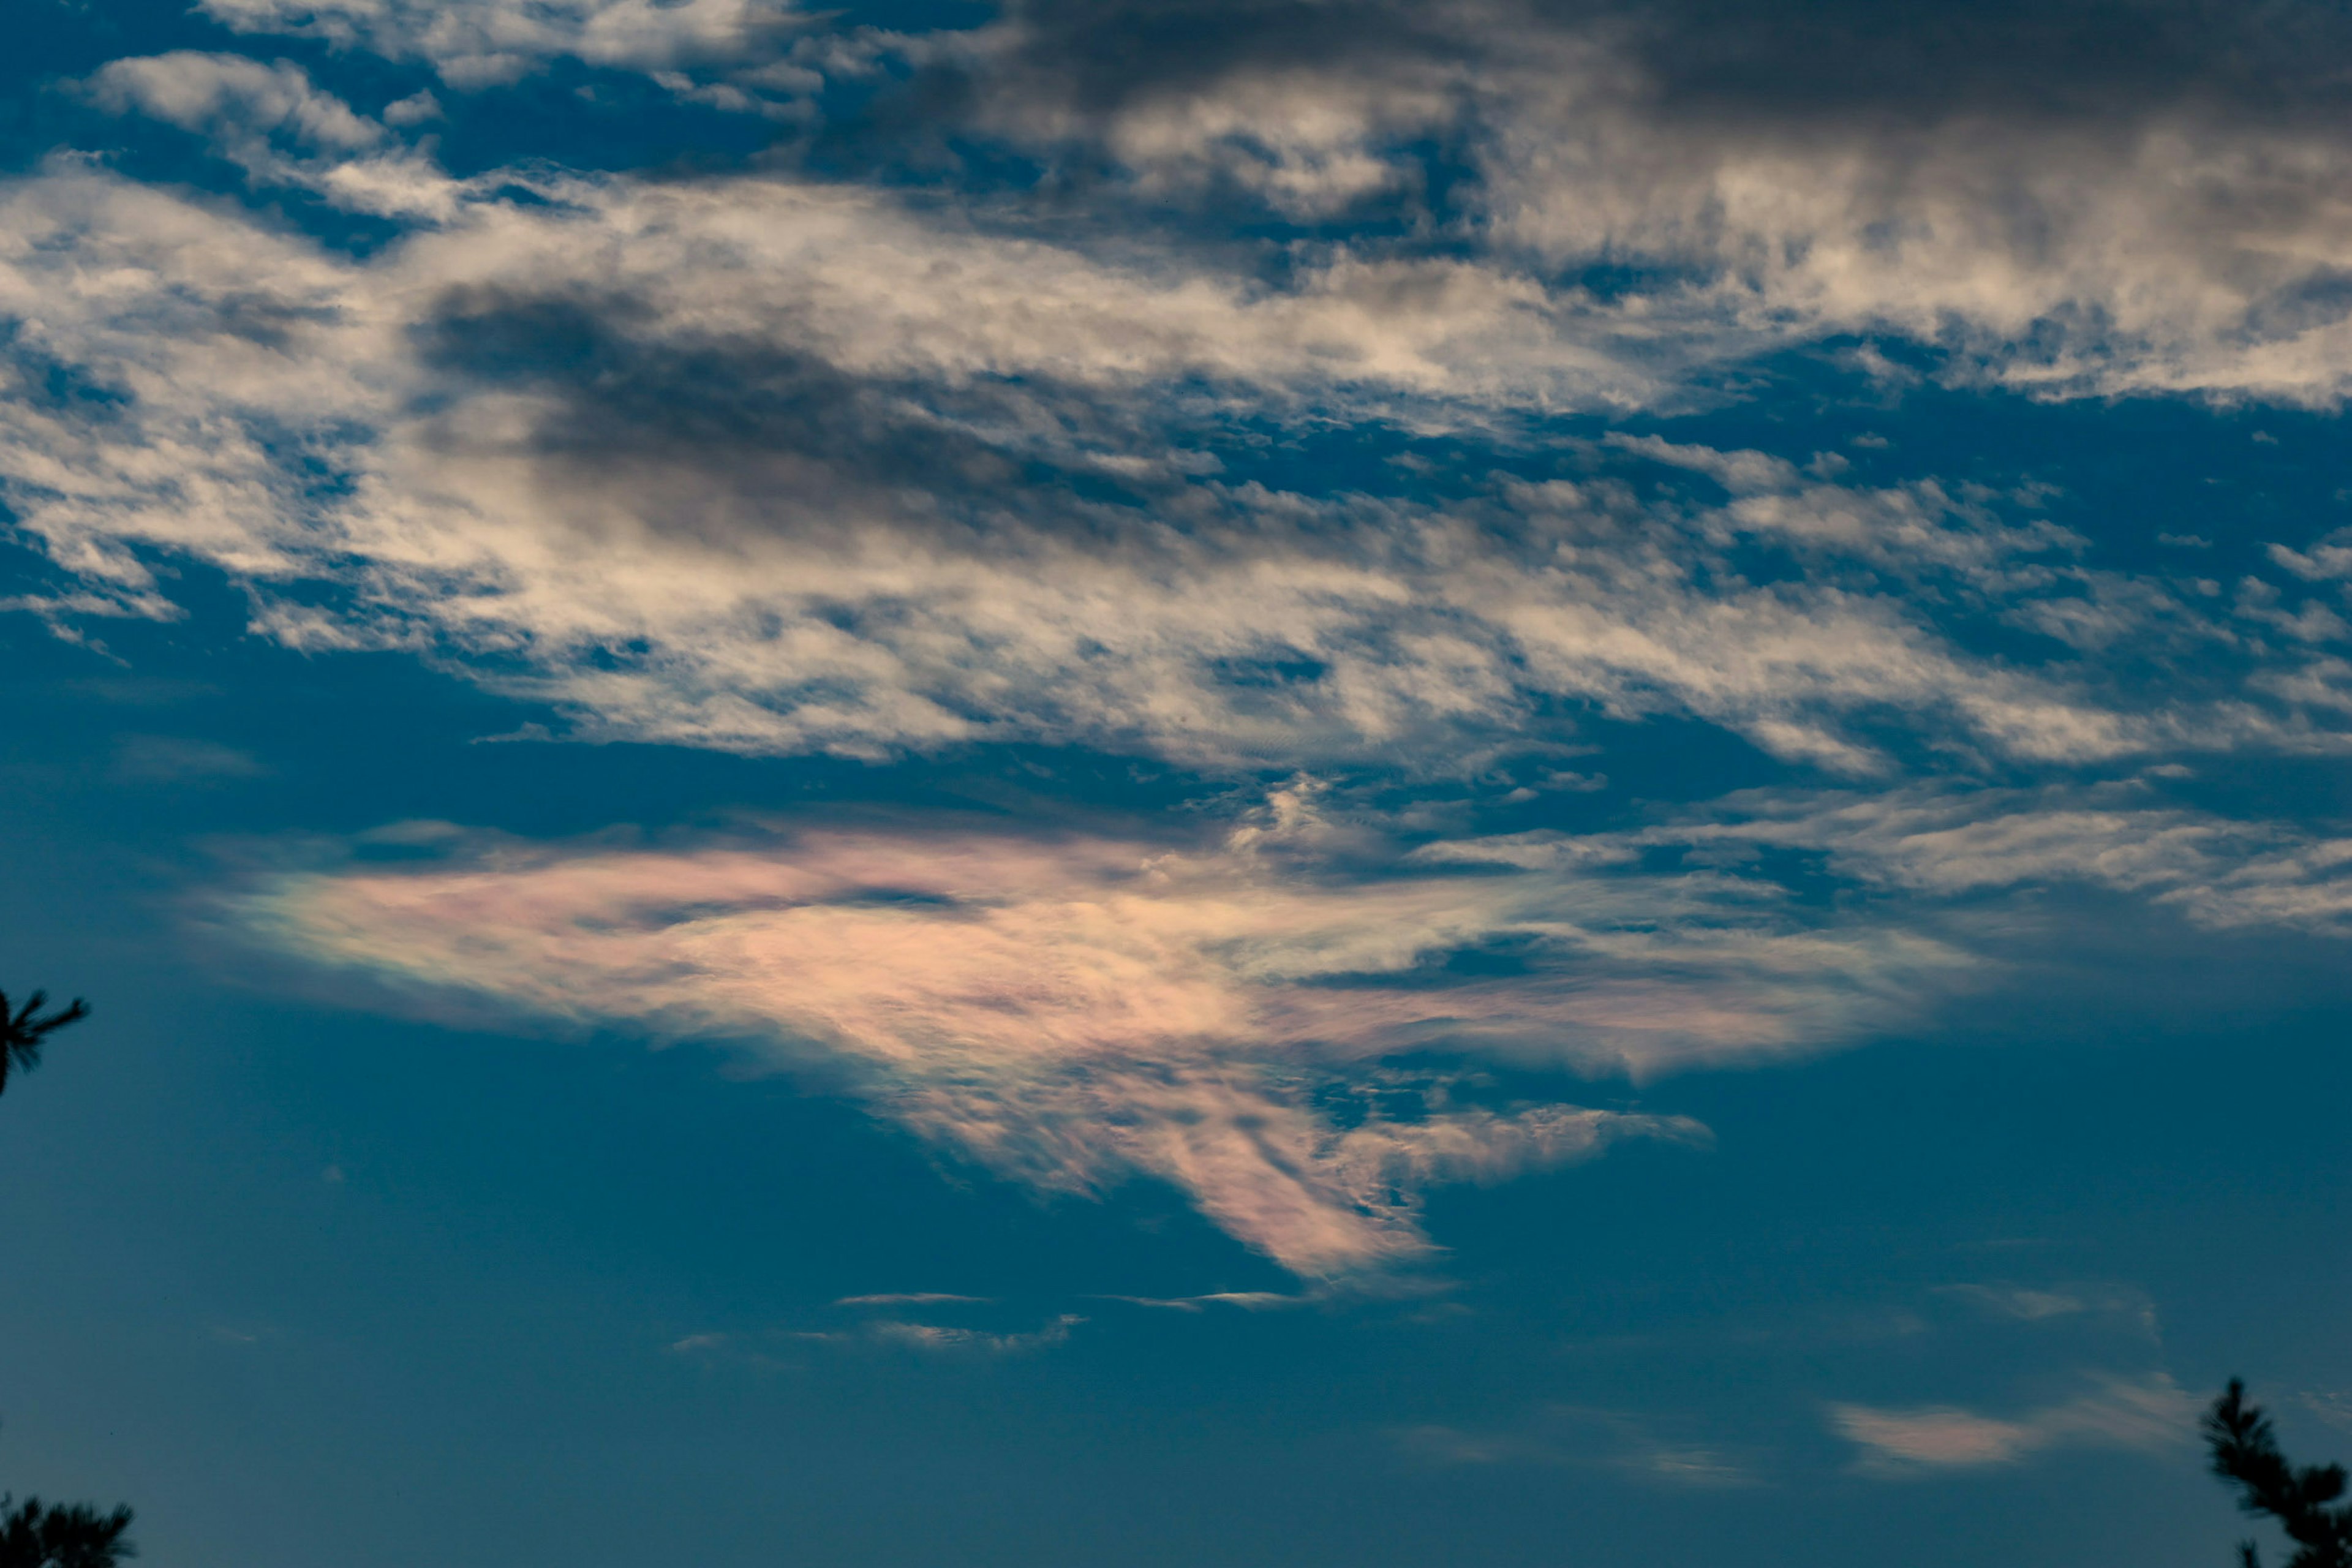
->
[[418, 286, 1038, 530], [1588, 0, 2352, 122], [975, 0, 2352, 130]]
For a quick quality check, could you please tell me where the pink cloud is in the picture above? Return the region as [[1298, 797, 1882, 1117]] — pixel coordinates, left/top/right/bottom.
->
[[1830, 1375, 2195, 1474], [235, 813, 1950, 1273]]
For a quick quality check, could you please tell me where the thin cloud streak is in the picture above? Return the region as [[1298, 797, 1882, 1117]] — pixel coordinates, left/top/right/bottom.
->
[[1830, 1374, 2194, 1475], [1422, 785, 2352, 937]]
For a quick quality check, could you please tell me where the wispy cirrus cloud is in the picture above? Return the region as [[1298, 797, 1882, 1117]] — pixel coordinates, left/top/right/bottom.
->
[[1422, 784, 2352, 937], [234, 793, 2014, 1274], [1830, 1373, 2195, 1475], [1392, 1404, 1758, 1488]]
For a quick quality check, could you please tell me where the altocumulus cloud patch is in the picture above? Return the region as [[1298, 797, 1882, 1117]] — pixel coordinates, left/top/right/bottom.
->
[[6, 162, 2348, 768]]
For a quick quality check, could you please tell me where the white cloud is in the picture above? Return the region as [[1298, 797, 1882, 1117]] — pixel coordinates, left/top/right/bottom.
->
[[89, 51, 382, 150], [153, 0, 2352, 401], [85, 53, 457, 219], [1698, 789, 2352, 934], [1475, 89, 2352, 404], [827, 3, 2352, 405], [1423, 785, 2352, 937], [15, 161, 2345, 777], [2272, 530, 2352, 582], [198, 0, 807, 87]]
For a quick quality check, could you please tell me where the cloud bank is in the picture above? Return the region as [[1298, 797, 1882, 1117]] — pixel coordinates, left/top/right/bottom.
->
[[179, 0, 2352, 401], [7, 139, 2352, 772], [15, 2, 2352, 1275]]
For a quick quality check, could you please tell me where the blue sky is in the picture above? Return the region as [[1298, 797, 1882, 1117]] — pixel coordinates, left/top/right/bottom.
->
[[5, 0, 2352, 1561]]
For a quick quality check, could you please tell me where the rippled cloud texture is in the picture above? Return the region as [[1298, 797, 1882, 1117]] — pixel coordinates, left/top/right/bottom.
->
[[13, 0, 2352, 1273]]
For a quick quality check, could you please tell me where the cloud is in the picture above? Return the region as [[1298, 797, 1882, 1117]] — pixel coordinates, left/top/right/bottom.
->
[[1936, 1283, 2155, 1329], [821, 0, 2352, 402], [1392, 1404, 1758, 1487], [85, 53, 457, 218], [83, 0, 2352, 401], [88, 51, 382, 150], [1424, 785, 2352, 937], [2272, 530, 2352, 583], [205, 782, 2352, 1278], [198, 0, 810, 88], [865, 1314, 1084, 1355], [228, 797, 2045, 1273], [15, 157, 2351, 779], [1830, 1373, 2194, 1475], [1095, 1291, 1307, 1312], [20, 21, 2352, 1287], [111, 734, 267, 782]]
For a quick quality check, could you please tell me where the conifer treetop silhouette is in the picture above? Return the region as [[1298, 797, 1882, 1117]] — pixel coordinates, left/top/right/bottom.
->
[[0, 992, 89, 1098], [2207, 1379, 2352, 1568], [0, 1495, 134, 1568]]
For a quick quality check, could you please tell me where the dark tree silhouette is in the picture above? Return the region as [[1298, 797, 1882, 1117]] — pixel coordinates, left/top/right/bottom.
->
[[0, 991, 131, 1564], [2207, 1379, 2352, 1567], [0, 1497, 134, 1567], [0, 992, 89, 1098]]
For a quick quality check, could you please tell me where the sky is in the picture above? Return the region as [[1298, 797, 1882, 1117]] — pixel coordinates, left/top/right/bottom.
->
[[4, 0, 2352, 1562]]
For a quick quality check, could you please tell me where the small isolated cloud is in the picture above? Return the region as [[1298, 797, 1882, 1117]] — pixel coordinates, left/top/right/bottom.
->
[[661, 1330, 803, 1372], [111, 734, 266, 782], [866, 1314, 1084, 1355], [834, 1293, 992, 1306], [1830, 1373, 2195, 1476], [1391, 1405, 1758, 1488], [1096, 1291, 1310, 1313], [1936, 1282, 2158, 1334]]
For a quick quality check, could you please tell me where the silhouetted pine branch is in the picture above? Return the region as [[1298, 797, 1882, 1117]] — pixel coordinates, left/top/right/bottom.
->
[[0, 1496, 135, 1567], [2207, 1379, 2352, 1568], [0, 992, 90, 1098]]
